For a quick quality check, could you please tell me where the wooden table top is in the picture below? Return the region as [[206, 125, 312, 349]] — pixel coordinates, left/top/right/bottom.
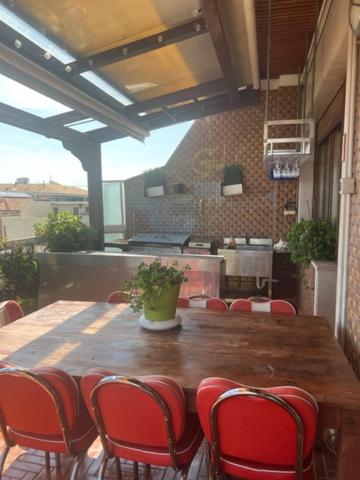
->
[[0, 301, 359, 411]]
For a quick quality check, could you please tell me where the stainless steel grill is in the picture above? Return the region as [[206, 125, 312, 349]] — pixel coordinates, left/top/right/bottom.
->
[[128, 233, 190, 254]]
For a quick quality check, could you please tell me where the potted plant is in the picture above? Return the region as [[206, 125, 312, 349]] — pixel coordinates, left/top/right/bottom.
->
[[287, 219, 336, 275], [35, 212, 97, 252], [124, 259, 189, 330], [222, 164, 243, 196], [144, 167, 165, 197]]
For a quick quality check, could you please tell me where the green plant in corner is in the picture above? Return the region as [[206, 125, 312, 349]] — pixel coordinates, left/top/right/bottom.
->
[[287, 219, 336, 275], [35, 212, 97, 252], [0, 241, 39, 310], [123, 259, 190, 320]]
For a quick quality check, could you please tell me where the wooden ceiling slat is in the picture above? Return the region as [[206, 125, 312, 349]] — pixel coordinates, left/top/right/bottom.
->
[[255, 0, 320, 77]]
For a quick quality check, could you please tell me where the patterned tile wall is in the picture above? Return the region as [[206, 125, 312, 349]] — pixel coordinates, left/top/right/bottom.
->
[[125, 87, 298, 243]]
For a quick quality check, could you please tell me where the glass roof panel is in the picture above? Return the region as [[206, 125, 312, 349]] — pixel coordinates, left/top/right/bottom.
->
[[68, 119, 107, 132], [0, 3, 133, 105], [8, 0, 201, 56], [0, 74, 71, 117], [100, 35, 222, 101]]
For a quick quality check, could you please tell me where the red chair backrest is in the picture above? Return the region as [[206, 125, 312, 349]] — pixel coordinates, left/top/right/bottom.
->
[[230, 299, 296, 315], [81, 369, 186, 448], [0, 300, 24, 324], [205, 298, 228, 311], [197, 377, 318, 468], [106, 291, 127, 303], [229, 299, 252, 311], [270, 300, 296, 314], [0, 362, 79, 436], [177, 297, 190, 308]]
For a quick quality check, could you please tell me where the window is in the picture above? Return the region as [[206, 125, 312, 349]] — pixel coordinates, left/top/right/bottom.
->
[[314, 125, 342, 226], [73, 206, 79, 216], [53, 207, 59, 214]]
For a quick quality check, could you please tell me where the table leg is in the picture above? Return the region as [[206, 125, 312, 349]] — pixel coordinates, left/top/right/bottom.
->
[[336, 410, 360, 479]]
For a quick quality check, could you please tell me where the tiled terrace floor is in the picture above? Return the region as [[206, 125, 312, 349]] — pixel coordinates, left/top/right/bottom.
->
[[0, 436, 336, 480]]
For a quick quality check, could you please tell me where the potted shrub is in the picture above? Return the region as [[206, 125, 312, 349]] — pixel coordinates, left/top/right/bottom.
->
[[35, 212, 97, 252], [124, 259, 189, 330], [287, 219, 336, 275], [144, 167, 165, 197], [222, 165, 243, 196]]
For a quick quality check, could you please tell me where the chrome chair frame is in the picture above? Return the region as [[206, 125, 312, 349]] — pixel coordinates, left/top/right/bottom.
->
[[0, 367, 87, 480], [208, 387, 305, 480], [90, 375, 191, 480]]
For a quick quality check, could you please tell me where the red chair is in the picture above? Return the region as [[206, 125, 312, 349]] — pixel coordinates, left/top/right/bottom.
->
[[106, 291, 127, 303], [183, 296, 228, 310], [205, 298, 228, 311], [0, 362, 97, 480], [230, 299, 296, 315], [177, 297, 190, 308], [229, 299, 252, 312], [0, 300, 24, 325], [81, 369, 203, 480], [197, 377, 318, 480]]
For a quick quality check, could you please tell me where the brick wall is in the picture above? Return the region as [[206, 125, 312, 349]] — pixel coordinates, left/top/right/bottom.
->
[[345, 50, 360, 379], [125, 87, 298, 243]]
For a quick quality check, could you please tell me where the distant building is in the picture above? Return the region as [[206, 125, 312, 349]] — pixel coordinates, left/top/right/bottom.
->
[[0, 181, 89, 242]]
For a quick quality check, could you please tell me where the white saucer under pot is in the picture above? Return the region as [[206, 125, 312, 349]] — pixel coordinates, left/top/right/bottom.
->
[[138, 314, 182, 331]]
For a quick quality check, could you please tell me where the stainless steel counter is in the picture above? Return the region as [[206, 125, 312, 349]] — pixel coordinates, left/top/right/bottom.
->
[[218, 246, 273, 297], [37, 252, 224, 307]]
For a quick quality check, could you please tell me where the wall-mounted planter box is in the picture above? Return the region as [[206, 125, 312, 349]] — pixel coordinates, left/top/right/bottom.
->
[[222, 183, 243, 196], [146, 185, 165, 197]]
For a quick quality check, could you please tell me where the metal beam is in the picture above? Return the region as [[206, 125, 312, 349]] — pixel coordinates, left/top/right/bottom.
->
[[0, 101, 92, 144], [126, 78, 227, 114], [44, 78, 228, 128], [90, 89, 260, 143], [0, 21, 147, 140], [65, 18, 207, 74], [199, 0, 239, 105], [45, 110, 91, 127], [63, 140, 104, 249]]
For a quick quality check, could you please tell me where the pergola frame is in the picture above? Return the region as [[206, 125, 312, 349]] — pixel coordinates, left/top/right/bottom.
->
[[0, 1, 260, 248]]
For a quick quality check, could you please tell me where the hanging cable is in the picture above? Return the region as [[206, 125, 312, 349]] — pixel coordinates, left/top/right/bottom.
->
[[265, 0, 272, 123]]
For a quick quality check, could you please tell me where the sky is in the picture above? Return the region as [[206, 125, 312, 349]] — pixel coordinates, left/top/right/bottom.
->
[[0, 75, 193, 187]]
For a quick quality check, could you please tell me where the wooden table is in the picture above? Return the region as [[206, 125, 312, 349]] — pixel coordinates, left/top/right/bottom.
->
[[0, 301, 360, 479]]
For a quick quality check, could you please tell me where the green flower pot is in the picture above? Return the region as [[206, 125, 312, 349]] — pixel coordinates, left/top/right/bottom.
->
[[143, 283, 180, 321]]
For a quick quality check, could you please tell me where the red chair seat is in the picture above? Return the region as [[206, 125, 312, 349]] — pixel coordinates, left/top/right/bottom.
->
[[9, 399, 97, 454], [108, 412, 203, 466]]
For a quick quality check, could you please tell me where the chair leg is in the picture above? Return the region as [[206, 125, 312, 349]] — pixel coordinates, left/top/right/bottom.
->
[[45, 451, 51, 480], [133, 461, 139, 480], [114, 457, 122, 480], [98, 454, 108, 480], [0, 446, 10, 479], [208, 455, 216, 480], [144, 464, 151, 480], [70, 453, 85, 480], [55, 453, 61, 479], [180, 464, 190, 480]]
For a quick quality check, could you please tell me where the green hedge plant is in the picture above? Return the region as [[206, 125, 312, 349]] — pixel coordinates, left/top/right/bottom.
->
[[35, 212, 97, 252], [0, 242, 39, 309], [287, 219, 336, 274]]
